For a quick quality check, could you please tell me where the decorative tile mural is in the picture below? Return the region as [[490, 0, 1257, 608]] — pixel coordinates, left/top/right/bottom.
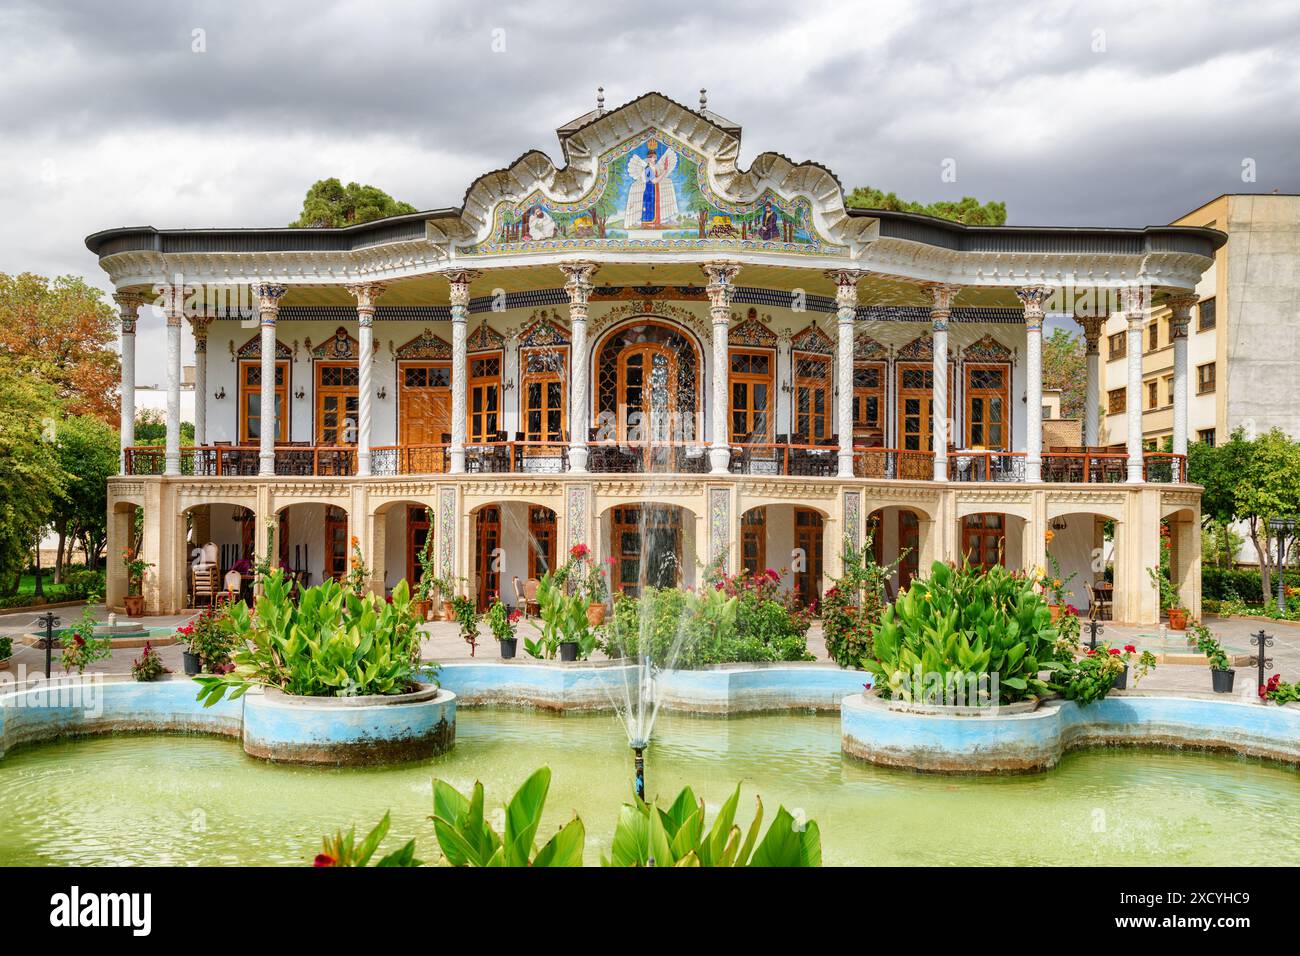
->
[[844, 491, 861, 550], [791, 323, 835, 355], [310, 326, 359, 360], [963, 334, 1013, 362], [438, 487, 456, 579], [567, 484, 589, 552], [234, 332, 292, 360], [709, 488, 731, 563], [464, 129, 844, 258], [466, 321, 505, 352]]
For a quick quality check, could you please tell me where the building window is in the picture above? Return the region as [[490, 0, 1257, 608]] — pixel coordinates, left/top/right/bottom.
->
[[520, 347, 566, 444], [239, 360, 289, 443], [1146, 380, 1158, 410], [896, 363, 954, 452], [468, 354, 502, 442], [1198, 428, 1216, 447], [1197, 362, 1216, 394], [1107, 388, 1126, 414], [961, 513, 1005, 571], [965, 365, 1009, 449], [851, 362, 886, 444], [1165, 375, 1174, 406], [1147, 323, 1159, 353], [1198, 297, 1216, 331], [316, 362, 359, 445], [1108, 332, 1126, 361], [793, 353, 832, 443], [740, 508, 766, 577], [729, 348, 774, 442]]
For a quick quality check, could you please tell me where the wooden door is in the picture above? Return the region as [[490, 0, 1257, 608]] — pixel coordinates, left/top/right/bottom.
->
[[852, 362, 885, 443], [468, 354, 502, 443], [239, 360, 289, 443], [527, 507, 557, 579], [618, 345, 678, 443], [317, 363, 359, 445], [405, 506, 430, 587], [399, 363, 451, 447], [898, 510, 920, 590], [965, 364, 1009, 449], [793, 354, 831, 442], [475, 507, 501, 610], [610, 506, 681, 596], [793, 508, 824, 608], [324, 507, 348, 582], [961, 513, 1005, 570], [740, 507, 766, 576], [728, 349, 774, 441]]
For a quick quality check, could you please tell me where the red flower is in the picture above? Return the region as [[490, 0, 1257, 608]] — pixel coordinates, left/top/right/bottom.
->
[[1108, 648, 1121, 656], [1087, 649, 1097, 656], [74, 634, 86, 648], [1259, 684, 1269, 700], [569, 544, 590, 560], [313, 853, 335, 867], [1124, 644, 1136, 654]]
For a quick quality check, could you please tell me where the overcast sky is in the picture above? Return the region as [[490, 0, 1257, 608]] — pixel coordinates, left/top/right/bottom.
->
[[2, 0, 1298, 378]]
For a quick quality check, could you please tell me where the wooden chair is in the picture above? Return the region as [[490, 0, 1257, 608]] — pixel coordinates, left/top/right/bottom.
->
[[524, 578, 541, 618], [1084, 581, 1112, 621], [192, 566, 218, 608], [512, 576, 527, 614]]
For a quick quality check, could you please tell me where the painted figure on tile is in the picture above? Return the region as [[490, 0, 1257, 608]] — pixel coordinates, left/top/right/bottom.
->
[[624, 139, 678, 229], [524, 206, 557, 240], [756, 200, 780, 240]]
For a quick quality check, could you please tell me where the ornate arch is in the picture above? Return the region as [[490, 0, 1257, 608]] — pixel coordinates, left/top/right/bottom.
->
[[310, 326, 359, 360], [791, 323, 834, 356], [963, 334, 1013, 362], [395, 328, 451, 360], [234, 332, 291, 360]]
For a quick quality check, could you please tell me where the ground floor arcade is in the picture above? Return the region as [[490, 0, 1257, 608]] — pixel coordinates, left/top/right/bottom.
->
[[107, 474, 1200, 626]]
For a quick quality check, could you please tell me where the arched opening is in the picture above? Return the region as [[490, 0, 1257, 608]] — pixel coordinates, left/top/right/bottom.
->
[[959, 512, 1026, 570], [1045, 511, 1114, 617], [738, 503, 831, 608], [274, 502, 350, 589], [594, 319, 702, 445], [601, 503, 694, 597], [178, 502, 256, 606], [467, 501, 561, 611], [867, 506, 926, 596]]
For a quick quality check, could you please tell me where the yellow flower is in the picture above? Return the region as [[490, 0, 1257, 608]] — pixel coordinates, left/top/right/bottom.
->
[[1053, 578, 1062, 588]]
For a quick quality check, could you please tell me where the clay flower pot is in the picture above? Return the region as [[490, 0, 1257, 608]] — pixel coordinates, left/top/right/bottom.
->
[[123, 594, 145, 617], [1167, 608, 1188, 630], [587, 602, 607, 627]]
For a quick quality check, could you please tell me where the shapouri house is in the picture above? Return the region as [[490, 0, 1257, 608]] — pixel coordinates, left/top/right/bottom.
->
[[88, 91, 1222, 623]]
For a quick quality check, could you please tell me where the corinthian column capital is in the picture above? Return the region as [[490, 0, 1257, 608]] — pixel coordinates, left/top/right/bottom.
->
[[702, 261, 741, 313], [1015, 285, 1053, 331], [345, 282, 387, 317], [1119, 284, 1150, 327], [926, 283, 961, 329], [113, 291, 144, 334], [441, 270, 480, 314], [1164, 293, 1197, 338], [1078, 313, 1107, 354], [559, 261, 598, 308], [251, 283, 288, 326]]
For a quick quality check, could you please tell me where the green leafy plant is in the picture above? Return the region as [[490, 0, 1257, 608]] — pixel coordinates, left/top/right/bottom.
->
[[822, 536, 902, 670], [192, 571, 427, 706], [603, 782, 821, 867], [253, 520, 277, 584], [1190, 622, 1231, 671], [452, 594, 479, 656], [431, 766, 585, 867], [1147, 531, 1184, 611], [1261, 674, 1300, 705], [413, 534, 437, 603], [0, 635, 12, 661], [314, 812, 420, 867], [865, 560, 1060, 704], [60, 601, 112, 674], [121, 547, 151, 596], [130, 641, 167, 682], [345, 535, 371, 597], [1051, 643, 1157, 706], [1043, 549, 1077, 606], [526, 570, 595, 659], [486, 599, 520, 642], [180, 605, 236, 672]]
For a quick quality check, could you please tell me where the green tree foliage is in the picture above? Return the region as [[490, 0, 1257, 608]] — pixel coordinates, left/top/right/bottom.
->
[[845, 186, 1007, 225], [0, 356, 67, 592], [1188, 429, 1254, 568], [133, 408, 194, 445], [1042, 328, 1087, 421], [289, 178, 418, 228], [51, 415, 119, 573], [1234, 429, 1300, 603]]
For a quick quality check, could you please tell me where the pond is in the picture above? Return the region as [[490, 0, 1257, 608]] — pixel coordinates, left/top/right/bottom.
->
[[2, 708, 1297, 866]]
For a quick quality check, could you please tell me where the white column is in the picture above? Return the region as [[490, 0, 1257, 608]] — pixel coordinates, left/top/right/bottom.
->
[[189, 316, 211, 447], [832, 270, 861, 478], [346, 282, 386, 476], [1121, 285, 1149, 483], [113, 292, 142, 474], [444, 270, 478, 474], [704, 261, 741, 474], [1016, 286, 1051, 483], [1079, 313, 1105, 447], [1167, 294, 1196, 464], [162, 287, 184, 477], [560, 262, 597, 472], [929, 284, 959, 482], [252, 283, 287, 476]]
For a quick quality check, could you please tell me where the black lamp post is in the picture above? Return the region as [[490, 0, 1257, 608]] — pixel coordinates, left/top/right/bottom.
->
[[35, 611, 60, 677], [1267, 518, 1296, 615], [1251, 630, 1274, 697]]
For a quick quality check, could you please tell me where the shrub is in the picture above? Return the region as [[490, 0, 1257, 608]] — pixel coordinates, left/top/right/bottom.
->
[[60, 602, 112, 674], [130, 642, 167, 682], [315, 812, 420, 867], [63, 568, 106, 599], [180, 605, 236, 672], [524, 571, 596, 659], [0, 635, 11, 660], [1201, 567, 1300, 603], [865, 561, 1060, 705], [1051, 644, 1156, 706], [193, 571, 427, 706], [822, 539, 900, 670]]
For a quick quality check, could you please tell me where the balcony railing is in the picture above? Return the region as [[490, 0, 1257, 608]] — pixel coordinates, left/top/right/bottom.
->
[[121, 444, 1189, 483]]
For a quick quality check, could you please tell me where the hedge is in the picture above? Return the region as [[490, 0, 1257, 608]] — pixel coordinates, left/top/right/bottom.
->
[[1201, 566, 1300, 602]]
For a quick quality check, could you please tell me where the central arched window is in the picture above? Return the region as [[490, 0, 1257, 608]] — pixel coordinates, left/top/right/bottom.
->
[[595, 320, 700, 442]]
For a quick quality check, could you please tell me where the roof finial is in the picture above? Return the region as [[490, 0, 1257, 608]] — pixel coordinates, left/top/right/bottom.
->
[[699, 88, 708, 111], [596, 86, 605, 113]]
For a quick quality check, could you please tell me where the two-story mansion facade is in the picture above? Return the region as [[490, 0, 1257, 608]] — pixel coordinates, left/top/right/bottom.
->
[[90, 92, 1222, 623]]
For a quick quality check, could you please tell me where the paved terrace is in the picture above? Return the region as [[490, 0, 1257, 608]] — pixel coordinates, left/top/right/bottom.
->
[[3, 604, 1296, 704]]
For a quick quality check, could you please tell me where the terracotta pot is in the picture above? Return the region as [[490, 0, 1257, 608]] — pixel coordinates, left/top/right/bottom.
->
[[1048, 604, 1062, 623], [123, 594, 145, 617], [0, 657, 11, 671], [414, 600, 431, 622], [442, 600, 455, 622], [1167, 608, 1187, 630], [587, 602, 607, 627]]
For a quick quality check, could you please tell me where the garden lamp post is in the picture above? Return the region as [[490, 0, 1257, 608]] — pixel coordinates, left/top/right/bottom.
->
[[1251, 630, 1274, 697], [35, 611, 59, 677], [1267, 518, 1296, 615]]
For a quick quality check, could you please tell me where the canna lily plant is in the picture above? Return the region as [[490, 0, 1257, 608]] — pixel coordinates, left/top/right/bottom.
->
[[431, 766, 585, 867], [193, 570, 428, 706], [865, 559, 1061, 705], [603, 782, 821, 867]]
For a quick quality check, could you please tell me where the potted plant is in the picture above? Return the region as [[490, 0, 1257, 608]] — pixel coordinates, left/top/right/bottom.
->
[[1191, 623, 1234, 692], [486, 599, 521, 659], [526, 570, 595, 662], [412, 535, 437, 621], [1041, 548, 1077, 623], [0, 635, 12, 671], [1148, 533, 1187, 629], [177, 621, 201, 675], [131, 641, 167, 682], [60, 603, 113, 675], [1053, 643, 1157, 702], [122, 547, 152, 617]]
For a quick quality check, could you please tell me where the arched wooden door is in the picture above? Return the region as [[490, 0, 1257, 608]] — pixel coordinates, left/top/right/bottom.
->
[[610, 506, 682, 597], [475, 507, 501, 610], [793, 508, 824, 608]]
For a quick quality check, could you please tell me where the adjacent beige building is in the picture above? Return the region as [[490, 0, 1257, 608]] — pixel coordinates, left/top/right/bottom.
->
[[1101, 193, 1300, 448]]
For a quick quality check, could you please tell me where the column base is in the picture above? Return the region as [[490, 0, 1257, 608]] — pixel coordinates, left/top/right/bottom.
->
[[1025, 460, 1042, 483], [449, 449, 466, 474], [357, 451, 371, 477], [259, 452, 275, 477], [709, 447, 731, 474], [933, 458, 948, 482], [568, 446, 588, 473], [838, 451, 855, 479]]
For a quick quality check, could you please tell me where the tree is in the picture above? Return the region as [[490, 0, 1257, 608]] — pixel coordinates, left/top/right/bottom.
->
[[0, 272, 120, 424], [1041, 328, 1087, 421], [845, 186, 1007, 225], [0, 356, 67, 594], [290, 178, 418, 228], [134, 408, 194, 445], [51, 414, 119, 576], [1188, 431, 1255, 570], [1234, 429, 1300, 603]]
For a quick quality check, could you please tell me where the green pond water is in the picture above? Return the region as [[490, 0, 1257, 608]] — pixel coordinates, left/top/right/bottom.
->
[[2, 708, 1298, 866]]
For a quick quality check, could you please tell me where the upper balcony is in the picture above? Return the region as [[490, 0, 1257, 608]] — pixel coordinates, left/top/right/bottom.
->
[[121, 442, 1186, 483]]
